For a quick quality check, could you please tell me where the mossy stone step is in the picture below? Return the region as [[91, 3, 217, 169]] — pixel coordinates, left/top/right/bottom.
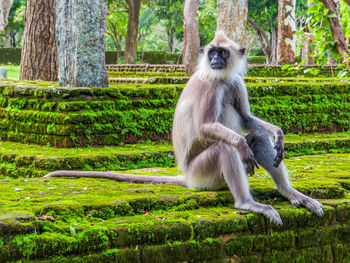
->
[[106, 64, 342, 77], [0, 132, 349, 178], [109, 77, 189, 84], [106, 64, 186, 73], [0, 80, 349, 147], [0, 153, 349, 262]]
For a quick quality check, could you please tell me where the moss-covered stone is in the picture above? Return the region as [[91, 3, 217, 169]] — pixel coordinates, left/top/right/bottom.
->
[[0, 80, 349, 147]]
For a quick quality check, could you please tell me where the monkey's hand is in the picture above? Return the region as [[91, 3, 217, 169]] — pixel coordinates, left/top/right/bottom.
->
[[238, 138, 259, 176], [273, 129, 284, 167]]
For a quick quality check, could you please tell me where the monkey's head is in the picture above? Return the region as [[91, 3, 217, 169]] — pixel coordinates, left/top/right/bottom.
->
[[197, 31, 246, 81]]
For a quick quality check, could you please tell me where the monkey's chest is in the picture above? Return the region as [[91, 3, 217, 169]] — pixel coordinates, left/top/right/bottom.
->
[[219, 104, 247, 136]]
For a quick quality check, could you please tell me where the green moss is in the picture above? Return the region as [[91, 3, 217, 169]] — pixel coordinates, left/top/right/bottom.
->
[[225, 235, 254, 256], [332, 243, 350, 262], [9, 232, 77, 259], [262, 245, 333, 263], [142, 239, 222, 263], [0, 80, 349, 147]]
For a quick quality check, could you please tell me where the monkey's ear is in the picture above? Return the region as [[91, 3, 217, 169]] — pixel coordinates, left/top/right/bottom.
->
[[199, 46, 204, 54], [239, 47, 245, 55]]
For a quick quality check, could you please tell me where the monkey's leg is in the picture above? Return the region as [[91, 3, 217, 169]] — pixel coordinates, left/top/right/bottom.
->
[[246, 133, 323, 216], [185, 143, 283, 225]]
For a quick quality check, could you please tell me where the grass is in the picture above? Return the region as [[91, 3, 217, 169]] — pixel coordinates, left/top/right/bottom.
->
[[0, 64, 20, 80]]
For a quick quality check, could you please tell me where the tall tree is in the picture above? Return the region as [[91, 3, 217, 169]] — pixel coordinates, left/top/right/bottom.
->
[[125, 0, 142, 63], [276, 0, 296, 64], [183, 0, 200, 75], [217, 0, 248, 46], [20, 0, 58, 81], [320, 0, 349, 70], [0, 0, 13, 31], [0, 0, 25, 48], [56, 0, 108, 87], [153, 0, 184, 52], [106, 1, 128, 61], [248, 0, 278, 64]]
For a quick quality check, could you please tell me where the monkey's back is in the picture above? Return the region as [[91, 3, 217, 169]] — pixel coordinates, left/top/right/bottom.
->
[[172, 74, 213, 172]]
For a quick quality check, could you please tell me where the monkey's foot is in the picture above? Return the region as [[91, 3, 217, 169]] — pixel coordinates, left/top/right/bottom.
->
[[237, 201, 283, 225], [289, 194, 324, 216]]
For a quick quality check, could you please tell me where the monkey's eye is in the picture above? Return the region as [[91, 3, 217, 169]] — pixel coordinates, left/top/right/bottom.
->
[[221, 49, 229, 58], [208, 50, 216, 56]]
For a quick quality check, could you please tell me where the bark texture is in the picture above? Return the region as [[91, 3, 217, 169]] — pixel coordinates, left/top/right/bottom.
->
[[183, 0, 200, 76], [0, 0, 13, 31], [217, 0, 248, 46], [276, 0, 296, 64], [56, 0, 108, 87], [248, 18, 277, 64], [20, 0, 58, 81], [125, 0, 141, 63], [320, 0, 349, 70]]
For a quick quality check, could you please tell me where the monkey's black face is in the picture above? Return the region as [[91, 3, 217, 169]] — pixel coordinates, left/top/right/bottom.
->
[[208, 48, 229, 70]]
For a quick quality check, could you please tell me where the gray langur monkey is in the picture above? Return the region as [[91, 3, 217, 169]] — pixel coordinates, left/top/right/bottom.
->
[[45, 31, 323, 224]]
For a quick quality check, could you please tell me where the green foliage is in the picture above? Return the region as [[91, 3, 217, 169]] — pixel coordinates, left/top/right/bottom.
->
[[248, 0, 277, 32], [0, 0, 25, 48], [0, 48, 21, 64], [300, 0, 350, 73], [248, 56, 266, 64], [198, 0, 217, 45], [106, 2, 128, 54]]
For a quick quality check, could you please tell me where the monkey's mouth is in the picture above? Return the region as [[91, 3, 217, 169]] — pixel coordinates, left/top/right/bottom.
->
[[210, 63, 225, 70]]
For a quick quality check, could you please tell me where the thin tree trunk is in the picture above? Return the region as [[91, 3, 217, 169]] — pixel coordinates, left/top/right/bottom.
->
[[217, 0, 248, 46], [320, 0, 350, 70], [20, 0, 58, 81], [167, 28, 175, 53], [276, 0, 296, 64], [248, 18, 277, 64], [125, 0, 141, 64], [271, 27, 277, 64], [183, 0, 200, 76]]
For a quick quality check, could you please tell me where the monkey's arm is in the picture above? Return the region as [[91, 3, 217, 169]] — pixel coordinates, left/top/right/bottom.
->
[[247, 116, 284, 167], [232, 78, 284, 167], [199, 122, 258, 176]]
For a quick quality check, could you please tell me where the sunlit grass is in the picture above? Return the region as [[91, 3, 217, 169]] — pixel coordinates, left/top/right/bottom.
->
[[0, 64, 20, 80]]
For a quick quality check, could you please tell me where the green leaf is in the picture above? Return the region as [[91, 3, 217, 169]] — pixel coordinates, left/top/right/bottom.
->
[[337, 70, 348, 78], [323, 8, 329, 16], [281, 64, 291, 70]]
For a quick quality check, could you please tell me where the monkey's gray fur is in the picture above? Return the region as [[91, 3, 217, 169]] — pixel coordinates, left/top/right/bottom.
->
[[45, 31, 323, 224]]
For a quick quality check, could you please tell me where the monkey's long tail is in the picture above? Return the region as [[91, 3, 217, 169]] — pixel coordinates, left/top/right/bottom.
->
[[43, 170, 186, 187]]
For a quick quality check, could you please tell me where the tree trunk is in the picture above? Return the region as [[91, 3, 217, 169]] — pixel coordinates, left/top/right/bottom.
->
[[217, 0, 248, 46], [320, 0, 350, 70], [248, 18, 277, 64], [0, 0, 13, 31], [276, 0, 296, 64], [20, 0, 58, 81], [183, 0, 200, 76], [125, 0, 141, 64], [301, 33, 315, 65], [56, 0, 108, 87], [167, 28, 175, 53], [271, 27, 278, 64]]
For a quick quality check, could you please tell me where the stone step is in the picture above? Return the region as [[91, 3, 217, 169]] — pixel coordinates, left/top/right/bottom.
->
[[0, 132, 349, 178], [0, 153, 349, 262]]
